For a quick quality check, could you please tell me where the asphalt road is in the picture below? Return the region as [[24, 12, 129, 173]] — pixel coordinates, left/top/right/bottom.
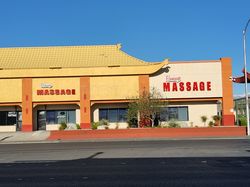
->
[[1, 139, 250, 186]]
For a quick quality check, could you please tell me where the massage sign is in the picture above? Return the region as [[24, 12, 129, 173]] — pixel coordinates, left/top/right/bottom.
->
[[163, 76, 212, 92], [37, 83, 76, 95]]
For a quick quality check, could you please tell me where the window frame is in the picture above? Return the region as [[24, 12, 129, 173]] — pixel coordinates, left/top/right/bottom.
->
[[159, 106, 189, 121], [99, 108, 128, 123], [37, 110, 76, 125]]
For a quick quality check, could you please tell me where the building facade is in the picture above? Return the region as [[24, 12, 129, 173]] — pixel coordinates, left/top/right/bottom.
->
[[0, 44, 234, 132]]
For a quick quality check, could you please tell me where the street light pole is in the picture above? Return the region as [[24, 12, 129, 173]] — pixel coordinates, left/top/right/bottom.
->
[[243, 18, 250, 136]]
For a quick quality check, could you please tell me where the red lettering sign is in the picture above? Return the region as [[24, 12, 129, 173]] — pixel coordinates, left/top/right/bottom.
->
[[186, 82, 191, 91], [36, 89, 76, 96], [172, 82, 178, 91], [60, 90, 66, 95], [163, 82, 170, 92], [163, 81, 212, 92], [44, 90, 49, 95], [200, 82, 205, 91], [179, 82, 184, 91], [193, 82, 198, 91], [50, 90, 55, 95], [37, 90, 44, 95], [66, 89, 71, 95], [55, 89, 60, 95], [207, 82, 211, 91]]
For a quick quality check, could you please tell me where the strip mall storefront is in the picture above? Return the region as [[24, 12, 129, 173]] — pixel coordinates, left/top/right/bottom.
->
[[0, 45, 234, 132]]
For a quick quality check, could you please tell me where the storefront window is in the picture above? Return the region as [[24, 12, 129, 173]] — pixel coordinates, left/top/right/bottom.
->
[[118, 109, 127, 122], [160, 107, 188, 121], [38, 110, 76, 127], [56, 111, 67, 124], [99, 109, 108, 121], [99, 108, 128, 122], [0, 111, 20, 126], [108, 109, 118, 122], [68, 110, 76, 124], [47, 111, 56, 124]]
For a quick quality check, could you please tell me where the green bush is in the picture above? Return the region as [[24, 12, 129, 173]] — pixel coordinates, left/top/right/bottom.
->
[[201, 115, 208, 126], [76, 123, 81, 129], [212, 115, 221, 126], [128, 118, 138, 128], [238, 115, 247, 126], [99, 119, 109, 126], [168, 120, 180, 128], [91, 122, 99, 130], [208, 121, 214, 127], [59, 122, 67, 130]]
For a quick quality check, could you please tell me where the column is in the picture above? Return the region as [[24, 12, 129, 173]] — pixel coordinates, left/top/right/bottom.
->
[[220, 57, 235, 126], [80, 77, 91, 129], [138, 75, 149, 96], [22, 78, 33, 131]]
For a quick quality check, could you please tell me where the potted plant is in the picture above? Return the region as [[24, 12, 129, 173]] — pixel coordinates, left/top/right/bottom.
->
[[212, 115, 221, 126], [201, 115, 208, 126]]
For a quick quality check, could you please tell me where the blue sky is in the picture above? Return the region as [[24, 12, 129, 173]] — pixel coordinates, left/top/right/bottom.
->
[[0, 0, 249, 95]]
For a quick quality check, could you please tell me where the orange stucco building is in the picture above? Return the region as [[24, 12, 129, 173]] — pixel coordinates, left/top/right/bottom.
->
[[0, 44, 234, 132]]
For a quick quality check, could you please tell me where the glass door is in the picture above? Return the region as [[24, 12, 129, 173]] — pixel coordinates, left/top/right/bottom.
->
[[37, 111, 46, 130]]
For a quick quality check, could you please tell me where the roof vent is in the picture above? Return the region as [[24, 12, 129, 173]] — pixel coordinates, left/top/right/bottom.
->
[[108, 65, 120, 68], [49, 66, 62, 69]]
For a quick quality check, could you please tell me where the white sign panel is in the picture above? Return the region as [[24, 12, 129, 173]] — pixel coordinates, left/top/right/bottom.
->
[[150, 62, 223, 99]]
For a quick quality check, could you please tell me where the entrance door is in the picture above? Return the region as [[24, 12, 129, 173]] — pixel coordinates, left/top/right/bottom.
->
[[37, 111, 46, 130], [16, 112, 22, 131]]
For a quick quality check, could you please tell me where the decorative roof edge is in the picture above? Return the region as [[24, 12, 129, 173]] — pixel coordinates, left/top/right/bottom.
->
[[0, 61, 168, 79]]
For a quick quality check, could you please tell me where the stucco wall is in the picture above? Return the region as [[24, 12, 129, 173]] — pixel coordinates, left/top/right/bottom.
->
[[0, 79, 22, 102], [90, 76, 139, 100], [167, 102, 218, 127], [32, 78, 80, 102]]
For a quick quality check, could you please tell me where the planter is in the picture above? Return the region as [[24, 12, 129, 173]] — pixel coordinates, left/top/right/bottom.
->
[[48, 126, 247, 140]]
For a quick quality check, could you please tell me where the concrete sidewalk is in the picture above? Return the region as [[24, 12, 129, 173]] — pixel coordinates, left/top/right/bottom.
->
[[0, 131, 50, 143]]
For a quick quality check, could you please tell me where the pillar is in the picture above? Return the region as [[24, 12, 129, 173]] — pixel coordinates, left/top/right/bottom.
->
[[22, 78, 33, 131], [138, 75, 149, 96], [221, 57, 235, 126], [80, 77, 91, 129]]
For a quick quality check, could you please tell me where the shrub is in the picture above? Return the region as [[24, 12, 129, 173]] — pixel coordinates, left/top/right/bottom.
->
[[76, 123, 81, 129], [128, 118, 138, 128], [212, 115, 221, 126], [59, 122, 67, 130], [99, 119, 109, 126], [168, 119, 180, 128], [201, 115, 208, 126], [208, 121, 214, 127], [238, 115, 247, 126], [91, 122, 99, 130]]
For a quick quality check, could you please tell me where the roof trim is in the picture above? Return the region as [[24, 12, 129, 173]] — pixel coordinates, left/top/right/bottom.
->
[[0, 61, 168, 79]]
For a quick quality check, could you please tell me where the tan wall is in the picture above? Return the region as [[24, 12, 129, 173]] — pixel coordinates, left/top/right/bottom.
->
[[0, 126, 16, 132], [162, 102, 218, 127], [0, 79, 22, 102], [32, 78, 80, 102], [90, 76, 139, 100], [150, 62, 223, 98]]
